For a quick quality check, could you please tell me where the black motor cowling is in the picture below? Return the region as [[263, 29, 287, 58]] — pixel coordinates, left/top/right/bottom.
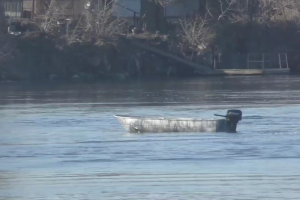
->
[[226, 109, 242, 133]]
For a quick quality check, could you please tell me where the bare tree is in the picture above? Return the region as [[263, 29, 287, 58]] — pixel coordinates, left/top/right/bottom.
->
[[222, 0, 300, 25], [178, 14, 215, 60], [272, 0, 300, 23], [256, 0, 280, 25], [217, 0, 238, 20], [206, 0, 239, 21], [245, 0, 299, 25], [156, 0, 240, 20], [285, 0, 300, 27], [34, 0, 70, 34], [155, 0, 177, 6], [65, 14, 85, 45], [81, 0, 126, 43]]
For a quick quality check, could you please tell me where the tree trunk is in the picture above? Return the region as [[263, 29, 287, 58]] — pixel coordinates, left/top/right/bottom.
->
[[246, 0, 259, 51], [140, 0, 166, 33], [198, 0, 206, 17], [0, 1, 6, 34]]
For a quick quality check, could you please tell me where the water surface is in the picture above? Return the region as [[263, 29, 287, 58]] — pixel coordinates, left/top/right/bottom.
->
[[1, 76, 300, 200]]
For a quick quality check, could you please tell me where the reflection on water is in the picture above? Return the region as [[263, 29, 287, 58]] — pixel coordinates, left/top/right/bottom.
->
[[1, 76, 300, 200]]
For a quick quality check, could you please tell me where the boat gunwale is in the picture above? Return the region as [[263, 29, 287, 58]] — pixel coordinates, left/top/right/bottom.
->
[[114, 115, 224, 122]]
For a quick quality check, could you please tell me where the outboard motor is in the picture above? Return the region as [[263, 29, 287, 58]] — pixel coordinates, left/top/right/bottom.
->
[[226, 109, 242, 133]]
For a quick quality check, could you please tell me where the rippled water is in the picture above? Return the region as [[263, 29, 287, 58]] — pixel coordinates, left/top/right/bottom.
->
[[1, 76, 300, 200]]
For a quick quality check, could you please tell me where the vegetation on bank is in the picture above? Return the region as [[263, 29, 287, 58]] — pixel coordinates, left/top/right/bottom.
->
[[1, 0, 300, 81]]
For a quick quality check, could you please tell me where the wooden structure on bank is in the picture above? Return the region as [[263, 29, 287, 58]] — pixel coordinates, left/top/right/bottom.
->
[[247, 53, 289, 69], [130, 41, 290, 76], [130, 40, 215, 74]]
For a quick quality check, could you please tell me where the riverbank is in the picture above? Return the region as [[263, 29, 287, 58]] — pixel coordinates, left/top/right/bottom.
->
[[1, 20, 300, 82], [0, 32, 206, 82]]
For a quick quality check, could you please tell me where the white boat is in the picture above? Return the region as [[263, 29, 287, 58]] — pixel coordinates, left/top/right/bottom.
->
[[115, 110, 242, 133]]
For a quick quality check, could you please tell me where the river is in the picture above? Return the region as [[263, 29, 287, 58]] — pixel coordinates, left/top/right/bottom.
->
[[1, 75, 300, 200]]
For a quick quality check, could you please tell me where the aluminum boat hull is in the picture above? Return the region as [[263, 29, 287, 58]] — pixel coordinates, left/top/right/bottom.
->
[[115, 115, 233, 133]]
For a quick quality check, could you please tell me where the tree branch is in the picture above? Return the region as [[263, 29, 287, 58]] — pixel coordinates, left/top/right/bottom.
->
[[177, 14, 215, 53]]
